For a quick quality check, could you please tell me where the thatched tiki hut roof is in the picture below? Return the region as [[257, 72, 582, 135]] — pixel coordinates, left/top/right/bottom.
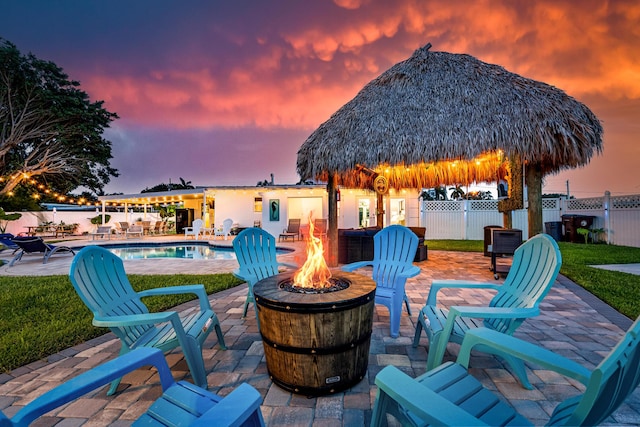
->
[[297, 43, 602, 265]]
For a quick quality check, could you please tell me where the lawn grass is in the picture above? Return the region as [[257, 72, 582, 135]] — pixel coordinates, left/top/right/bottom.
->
[[427, 240, 640, 320], [0, 273, 242, 373]]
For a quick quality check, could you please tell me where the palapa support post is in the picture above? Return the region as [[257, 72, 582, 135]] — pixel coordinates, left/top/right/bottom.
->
[[376, 193, 384, 228], [327, 173, 338, 267], [526, 163, 544, 237], [498, 154, 524, 229]]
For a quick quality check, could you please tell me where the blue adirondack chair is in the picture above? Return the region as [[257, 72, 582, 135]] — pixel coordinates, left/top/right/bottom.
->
[[9, 236, 75, 266], [373, 316, 640, 426], [342, 224, 420, 338], [413, 233, 561, 388], [1, 347, 265, 427], [69, 246, 226, 396], [232, 227, 298, 320]]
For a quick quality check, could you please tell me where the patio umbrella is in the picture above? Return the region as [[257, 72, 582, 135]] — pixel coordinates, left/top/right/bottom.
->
[[297, 43, 603, 264]]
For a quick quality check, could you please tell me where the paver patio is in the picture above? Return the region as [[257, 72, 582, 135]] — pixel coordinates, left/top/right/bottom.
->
[[0, 236, 638, 426]]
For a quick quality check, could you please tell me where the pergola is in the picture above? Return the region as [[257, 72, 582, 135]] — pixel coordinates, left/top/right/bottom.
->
[[297, 43, 603, 265]]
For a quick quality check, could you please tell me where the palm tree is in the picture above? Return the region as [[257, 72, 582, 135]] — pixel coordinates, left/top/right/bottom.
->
[[449, 185, 466, 200]]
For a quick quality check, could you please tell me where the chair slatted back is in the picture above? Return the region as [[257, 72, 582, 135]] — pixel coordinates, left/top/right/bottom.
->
[[233, 228, 280, 285], [286, 218, 301, 233], [371, 225, 419, 290], [191, 219, 204, 234], [219, 218, 233, 236], [69, 246, 151, 346], [550, 317, 640, 426], [485, 233, 561, 333]]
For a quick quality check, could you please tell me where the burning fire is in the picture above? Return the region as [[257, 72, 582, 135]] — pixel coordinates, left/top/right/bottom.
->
[[293, 217, 332, 289]]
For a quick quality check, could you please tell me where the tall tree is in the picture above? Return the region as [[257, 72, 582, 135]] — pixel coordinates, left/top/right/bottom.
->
[[0, 38, 119, 196]]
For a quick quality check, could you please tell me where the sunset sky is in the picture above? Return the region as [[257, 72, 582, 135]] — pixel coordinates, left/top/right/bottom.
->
[[2, 0, 639, 198]]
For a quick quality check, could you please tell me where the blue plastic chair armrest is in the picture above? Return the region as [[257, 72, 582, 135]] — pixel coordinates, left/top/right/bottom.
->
[[138, 284, 206, 298], [398, 265, 421, 279], [426, 280, 500, 305], [138, 284, 211, 311], [374, 365, 489, 426], [11, 348, 173, 426], [457, 327, 592, 385], [233, 269, 259, 285], [341, 260, 373, 272], [449, 306, 539, 319], [93, 311, 178, 328], [192, 383, 264, 426]]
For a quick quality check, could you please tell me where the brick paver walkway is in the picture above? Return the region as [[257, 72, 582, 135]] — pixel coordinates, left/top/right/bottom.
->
[[0, 237, 638, 425]]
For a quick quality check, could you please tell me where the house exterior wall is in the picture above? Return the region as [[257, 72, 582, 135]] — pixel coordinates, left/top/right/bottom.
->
[[6, 189, 638, 248]]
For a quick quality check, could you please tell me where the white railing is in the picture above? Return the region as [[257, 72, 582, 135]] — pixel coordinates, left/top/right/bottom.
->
[[420, 192, 640, 248]]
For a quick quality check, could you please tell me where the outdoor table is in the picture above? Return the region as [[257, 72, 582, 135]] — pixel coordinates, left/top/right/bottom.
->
[[24, 226, 39, 236]]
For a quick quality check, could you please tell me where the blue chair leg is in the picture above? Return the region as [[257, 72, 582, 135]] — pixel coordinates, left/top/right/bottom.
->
[[106, 348, 129, 396], [412, 311, 425, 347], [242, 294, 252, 318], [213, 321, 227, 350], [404, 294, 412, 316]]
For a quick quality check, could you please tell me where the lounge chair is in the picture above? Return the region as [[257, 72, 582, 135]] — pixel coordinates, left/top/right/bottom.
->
[[2, 347, 265, 426], [69, 246, 226, 395], [141, 220, 152, 235], [0, 233, 20, 252], [9, 236, 75, 267], [214, 218, 233, 240], [125, 224, 144, 239], [372, 316, 640, 426], [313, 218, 328, 239], [118, 221, 129, 233], [278, 218, 301, 242], [151, 221, 165, 235], [184, 218, 204, 240], [91, 226, 112, 240]]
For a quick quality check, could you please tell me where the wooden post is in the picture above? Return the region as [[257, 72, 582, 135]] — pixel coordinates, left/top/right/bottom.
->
[[526, 163, 544, 237], [376, 193, 384, 228], [498, 154, 523, 229], [327, 173, 338, 267]]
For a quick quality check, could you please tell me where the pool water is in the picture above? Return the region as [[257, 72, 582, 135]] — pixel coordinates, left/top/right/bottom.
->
[[107, 244, 237, 260]]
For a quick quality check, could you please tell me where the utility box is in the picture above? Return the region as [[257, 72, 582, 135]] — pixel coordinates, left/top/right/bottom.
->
[[544, 221, 563, 242], [561, 215, 595, 243], [488, 228, 523, 279], [483, 225, 503, 257]]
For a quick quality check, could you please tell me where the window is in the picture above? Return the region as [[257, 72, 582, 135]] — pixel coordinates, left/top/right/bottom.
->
[[254, 197, 262, 212]]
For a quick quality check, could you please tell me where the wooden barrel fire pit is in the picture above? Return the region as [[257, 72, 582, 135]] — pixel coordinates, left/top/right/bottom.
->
[[253, 270, 375, 396]]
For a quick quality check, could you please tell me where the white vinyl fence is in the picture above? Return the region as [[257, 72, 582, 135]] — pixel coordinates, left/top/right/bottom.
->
[[421, 192, 640, 248]]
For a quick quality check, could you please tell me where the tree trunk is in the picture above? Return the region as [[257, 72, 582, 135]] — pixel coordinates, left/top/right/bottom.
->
[[526, 163, 544, 237]]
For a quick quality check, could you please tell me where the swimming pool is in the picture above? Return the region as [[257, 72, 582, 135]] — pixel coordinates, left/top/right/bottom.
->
[[103, 242, 292, 260], [106, 243, 237, 260]]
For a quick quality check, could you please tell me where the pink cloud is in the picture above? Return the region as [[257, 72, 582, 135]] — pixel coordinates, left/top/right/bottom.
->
[[78, 1, 639, 143]]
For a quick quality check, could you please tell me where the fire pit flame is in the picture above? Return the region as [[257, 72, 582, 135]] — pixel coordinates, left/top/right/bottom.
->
[[292, 217, 333, 290]]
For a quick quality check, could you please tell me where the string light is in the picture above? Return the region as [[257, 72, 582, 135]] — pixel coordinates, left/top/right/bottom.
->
[[0, 172, 97, 206]]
